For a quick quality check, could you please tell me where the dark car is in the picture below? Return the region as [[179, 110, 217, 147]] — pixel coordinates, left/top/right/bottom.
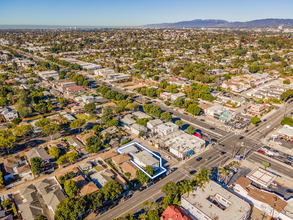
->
[[286, 189, 293, 193], [263, 119, 267, 122], [245, 130, 249, 132], [109, 202, 118, 209], [98, 208, 108, 215], [171, 167, 177, 172], [221, 151, 226, 155], [189, 170, 197, 175], [138, 186, 146, 192], [206, 156, 212, 161], [285, 161, 291, 165], [196, 157, 203, 161], [200, 119, 205, 121], [210, 127, 215, 130], [239, 136, 244, 139], [122, 194, 132, 201]]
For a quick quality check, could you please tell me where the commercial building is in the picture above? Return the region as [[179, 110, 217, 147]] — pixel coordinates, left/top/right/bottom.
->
[[154, 122, 179, 136], [233, 171, 293, 220], [36, 70, 59, 80], [165, 133, 205, 159], [247, 104, 265, 116], [181, 181, 251, 220], [277, 124, 293, 140]]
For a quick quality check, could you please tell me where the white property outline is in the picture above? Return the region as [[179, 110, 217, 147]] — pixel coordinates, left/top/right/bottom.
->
[[116, 141, 167, 179]]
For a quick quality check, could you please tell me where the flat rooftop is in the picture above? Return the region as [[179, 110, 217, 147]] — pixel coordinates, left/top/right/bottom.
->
[[182, 181, 251, 220], [246, 167, 277, 188]]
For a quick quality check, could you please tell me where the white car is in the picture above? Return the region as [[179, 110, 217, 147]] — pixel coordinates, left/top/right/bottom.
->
[[267, 125, 271, 129], [165, 155, 171, 160]]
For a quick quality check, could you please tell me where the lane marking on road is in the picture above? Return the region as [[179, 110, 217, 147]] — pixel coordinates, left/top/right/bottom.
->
[[113, 174, 187, 219]]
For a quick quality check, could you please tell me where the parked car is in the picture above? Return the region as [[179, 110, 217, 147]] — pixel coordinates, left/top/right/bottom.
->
[[98, 208, 108, 215], [109, 202, 118, 209], [200, 119, 205, 121], [286, 189, 293, 193], [258, 150, 265, 154], [165, 155, 171, 160], [263, 119, 267, 122], [146, 183, 153, 188], [196, 157, 203, 161], [209, 127, 215, 130], [285, 161, 291, 166], [239, 136, 244, 139], [122, 194, 132, 201], [138, 186, 146, 192], [206, 156, 212, 161]]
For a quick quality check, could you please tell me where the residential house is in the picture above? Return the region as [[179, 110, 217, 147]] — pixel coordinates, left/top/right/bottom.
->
[[25, 147, 54, 164], [171, 93, 186, 101], [1, 107, 18, 121], [76, 131, 96, 146], [14, 184, 43, 220], [112, 153, 132, 167], [160, 92, 172, 100], [67, 136, 88, 156], [71, 106, 85, 114], [120, 161, 139, 179], [0, 155, 31, 181], [130, 150, 160, 171], [71, 175, 98, 196], [34, 178, 66, 215]]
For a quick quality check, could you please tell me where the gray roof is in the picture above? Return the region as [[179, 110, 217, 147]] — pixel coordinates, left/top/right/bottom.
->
[[42, 188, 66, 213], [121, 115, 136, 126], [19, 184, 36, 196], [18, 200, 43, 220], [25, 147, 53, 162]]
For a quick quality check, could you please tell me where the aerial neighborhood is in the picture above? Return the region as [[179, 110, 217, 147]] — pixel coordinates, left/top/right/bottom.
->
[[0, 25, 293, 220]]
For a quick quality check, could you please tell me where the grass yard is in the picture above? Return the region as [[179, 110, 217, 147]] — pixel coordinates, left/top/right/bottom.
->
[[94, 166, 105, 172], [76, 114, 89, 120]]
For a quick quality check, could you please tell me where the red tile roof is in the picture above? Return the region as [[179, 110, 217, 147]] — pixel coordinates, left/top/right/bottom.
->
[[161, 205, 192, 220]]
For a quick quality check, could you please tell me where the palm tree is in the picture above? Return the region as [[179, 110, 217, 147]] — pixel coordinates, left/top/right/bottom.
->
[[180, 180, 194, 196], [194, 167, 212, 188]]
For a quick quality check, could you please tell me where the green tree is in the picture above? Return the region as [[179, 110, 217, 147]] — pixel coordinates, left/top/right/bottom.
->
[[0, 130, 18, 153], [146, 88, 157, 98], [173, 98, 185, 107], [101, 106, 114, 125], [179, 180, 193, 196], [147, 210, 160, 220], [136, 166, 154, 183], [186, 126, 195, 134], [186, 104, 201, 115], [70, 118, 86, 133], [125, 103, 139, 111], [194, 167, 211, 188], [36, 118, 50, 128], [164, 101, 170, 106], [1, 198, 11, 209], [84, 102, 96, 114], [109, 119, 119, 126], [85, 136, 104, 153], [105, 90, 118, 99], [175, 120, 183, 128], [115, 93, 125, 101], [283, 79, 290, 84], [162, 181, 180, 197], [30, 157, 43, 176], [64, 180, 78, 197], [55, 197, 87, 220], [35, 215, 47, 220], [281, 117, 293, 127], [162, 195, 173, 210], [101, 180, 123, 201], [143, 104, 153, 113], [149, 106, 162, 117], [48, 146, 61, 159], [41, 123, 60, 141], [262, 162, 270, 170], [67, 152, 79, 163], [160, 112, 172, 122], [142, 201, 159, 211], [14, 124, 33, 137], [93, 125, 101, 134], [0, 171, 3, 186], [35, 102, 47, 114], [251, 116, 260, 124], [59, 97, 69, 108]]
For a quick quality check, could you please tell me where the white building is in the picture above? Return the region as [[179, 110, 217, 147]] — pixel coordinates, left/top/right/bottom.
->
[[154, 122, 179, 136], [37, 70, 59, 80], [233, 168, 293, 220], [171, 93, 186, 101], [130, 123, 147, 135], [205, 105, 230, 120], [181, 180, 251, 220], [130, 151, 160, 171], [147, 119, 163, 132], [166, 133, 205, 159], [94, 68, 115, 77], [1, 107, 18, 121]]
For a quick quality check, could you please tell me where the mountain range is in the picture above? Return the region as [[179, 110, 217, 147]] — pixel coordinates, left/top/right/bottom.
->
[[144, 18, 293, 28]]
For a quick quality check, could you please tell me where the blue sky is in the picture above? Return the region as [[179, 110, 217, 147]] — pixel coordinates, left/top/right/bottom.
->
[[1, 0, 293, 26]]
